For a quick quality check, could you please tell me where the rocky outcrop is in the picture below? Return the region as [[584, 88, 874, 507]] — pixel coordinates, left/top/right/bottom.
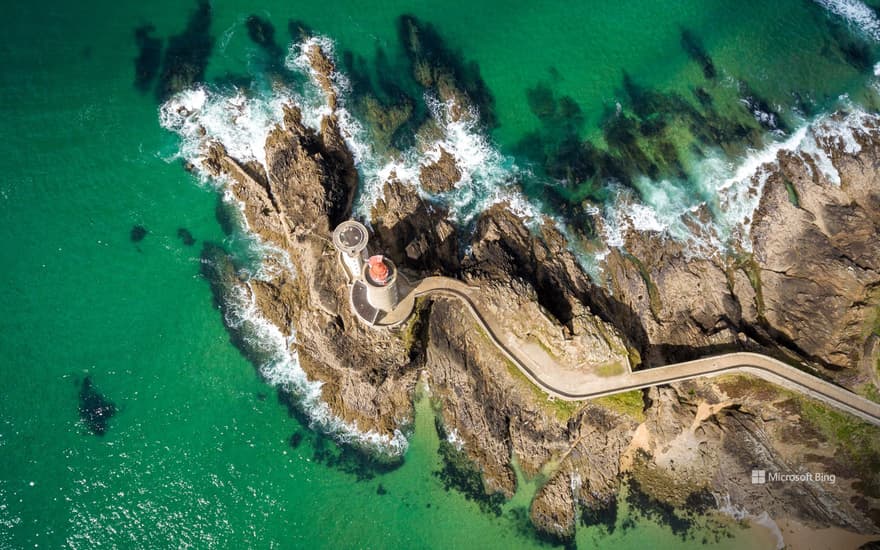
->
[[530, 472, 577, 542], [751, 141, 880, 369], [601, 115, 880, 384], [370, 178, 460, 273], [186, 41, 880, 541], [419, 147, 462, 193]]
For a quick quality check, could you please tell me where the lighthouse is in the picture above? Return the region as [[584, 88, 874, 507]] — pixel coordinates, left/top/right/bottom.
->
[[332, 220, 405, 325], [363, 255, 400, 312]]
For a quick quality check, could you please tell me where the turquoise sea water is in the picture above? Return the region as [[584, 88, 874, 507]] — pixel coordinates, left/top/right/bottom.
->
[[2, 0, 879, 547]]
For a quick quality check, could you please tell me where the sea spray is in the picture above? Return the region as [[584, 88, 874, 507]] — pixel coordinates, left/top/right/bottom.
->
[[598, 108, 880, 258], [159, 32, 880, 458], [223, 281, 408, 455], [282, 36, 547, 231], [160, 68, 410, 457], [813, 0, 880, 41]]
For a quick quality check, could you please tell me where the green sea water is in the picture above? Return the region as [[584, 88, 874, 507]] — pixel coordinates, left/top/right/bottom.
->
[[2, 0, 879, 547]]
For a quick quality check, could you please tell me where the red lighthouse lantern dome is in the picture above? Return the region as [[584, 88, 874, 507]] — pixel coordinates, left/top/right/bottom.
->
[[367, 255, 390, 285]]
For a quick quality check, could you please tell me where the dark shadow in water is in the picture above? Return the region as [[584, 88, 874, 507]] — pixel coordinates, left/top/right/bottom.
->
[[514, 66, 788, 226], [433, 417, 507, 516], [198, 241, 403, 480], [341, 45, 424, 152], [130, 224, 147, 242], [134, 24, 162, 92], [277, 389, 403, 480], [680, 28, 716, 80], [246, 15, 282, 58], [245, 15, 297, 84], [177, 227, 196, 246], [507, 507, 571, 549], [514, 82, 613, 236], [214, 195, 240, 236], [157, 0, 214, 101], [826, 19, 875, 73], [397, 14, 497, 129], [624, 476, 696, 538], [625, 475, 735, 544], [78, 376, 117, 436], [288, 19, 314, 42], [580, 497, 618, 533]]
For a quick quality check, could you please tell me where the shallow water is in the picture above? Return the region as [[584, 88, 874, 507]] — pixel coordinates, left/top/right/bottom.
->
[[2, 0, 879, 547]]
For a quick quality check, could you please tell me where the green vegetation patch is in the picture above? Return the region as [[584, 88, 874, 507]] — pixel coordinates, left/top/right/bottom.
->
[[595, 362, 626, 377], [399, 297, 430, 358], [797, 397, 880, 498], [502, 358, 581, 421], [472, 319, 582, 421], [715, 374, 784, 401], [783, 179, 800, 207], [594, 390, 646, 422], [859, 382, 880, 405]]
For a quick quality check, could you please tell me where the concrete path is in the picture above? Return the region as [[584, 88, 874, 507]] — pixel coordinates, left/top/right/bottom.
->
[[384, 276, 880, 427]]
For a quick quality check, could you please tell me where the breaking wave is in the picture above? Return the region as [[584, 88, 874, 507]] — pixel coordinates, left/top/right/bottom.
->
[[599, 107, 880, 257], [221, 279, 408, 455], [714, 493, 784, 549], [813, 0, 880, 41]]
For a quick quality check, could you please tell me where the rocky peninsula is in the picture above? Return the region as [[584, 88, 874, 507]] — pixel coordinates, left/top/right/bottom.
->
[[181, 39, 880, 545]]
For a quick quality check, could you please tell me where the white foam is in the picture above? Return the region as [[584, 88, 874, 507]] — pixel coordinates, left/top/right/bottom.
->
[[159, 38, 412, 456], [350, 91, 544, 228], [159, 85, 298, 175], [222, 277, 408, 456], [814, 0, 880, 41], [714, 493, 785, 549], [599, 108, 880, 258], [445, 428, 465, 451]]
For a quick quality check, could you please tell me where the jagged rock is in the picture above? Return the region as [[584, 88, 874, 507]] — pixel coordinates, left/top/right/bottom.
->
[[305, 42, 338, 109], [751, 141, 880, 368], [601, 114, 880, 377], [370, 178, 460, 273], [530, 471, 576, 543], [419, 147, 462, 193], [188, 41, 880, 538]]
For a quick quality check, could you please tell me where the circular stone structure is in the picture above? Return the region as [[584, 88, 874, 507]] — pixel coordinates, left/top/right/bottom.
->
[[332, 220, 369, 279], [332, 220, 369, 256]]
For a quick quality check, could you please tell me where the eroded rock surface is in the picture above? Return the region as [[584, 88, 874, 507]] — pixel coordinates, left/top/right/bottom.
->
[[601, 114, 880, 383], [186, 42, 880, 542]]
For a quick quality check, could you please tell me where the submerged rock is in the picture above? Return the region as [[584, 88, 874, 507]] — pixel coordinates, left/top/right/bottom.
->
[[78, 376, 116, 436], [130, 224, 147, 242], [176, 227, 196, 246]]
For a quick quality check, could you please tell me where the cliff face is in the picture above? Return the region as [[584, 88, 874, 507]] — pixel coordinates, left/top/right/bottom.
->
[[187, 42, 880, 542], [602, 114, 880, 383]]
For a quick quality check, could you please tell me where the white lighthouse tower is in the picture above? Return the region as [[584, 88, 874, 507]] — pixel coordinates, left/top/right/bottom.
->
[[363, 255, 400, 312]]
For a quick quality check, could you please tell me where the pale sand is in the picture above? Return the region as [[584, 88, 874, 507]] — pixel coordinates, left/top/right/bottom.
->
[[776, 517, 880, 549]]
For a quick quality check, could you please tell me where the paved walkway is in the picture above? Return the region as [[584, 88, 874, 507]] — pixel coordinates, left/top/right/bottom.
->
[[379, 275, 880, 427]]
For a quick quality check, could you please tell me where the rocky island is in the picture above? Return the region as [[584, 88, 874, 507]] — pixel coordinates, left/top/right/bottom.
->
[[169, 36, 880, 546]]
